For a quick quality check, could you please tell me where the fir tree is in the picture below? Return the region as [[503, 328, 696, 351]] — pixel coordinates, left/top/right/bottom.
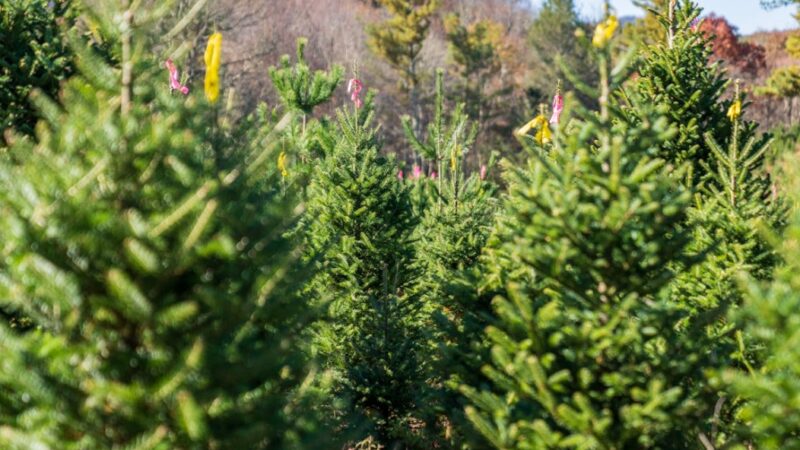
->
[[628, 3, 786, 443], [269, 38, 344, 116], [664, 87, 787, 446], [461, 14, 718, 448], [268, 38, 342, 190], [403, 70, 498, 447], [669, 82, 785, 328], [303, 96, 426, 447], [0, 2, 321, 448], [721, 153, 800, 449], [625, 0, 732, 182], [0, 0, 74, 141]]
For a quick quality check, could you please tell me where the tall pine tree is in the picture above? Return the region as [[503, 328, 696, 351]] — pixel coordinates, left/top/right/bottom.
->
[[367, 0, 439, 142], [527, 0, 596, 107]]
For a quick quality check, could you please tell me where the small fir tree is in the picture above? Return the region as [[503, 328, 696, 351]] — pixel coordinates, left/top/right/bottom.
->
[[302, 96, 426, 447], [403, 70, 498, 446], [625, 0, 732, 182], [268, 39, 343, 191], [462, 14, 718, 448], [669, 83, 785, 328], [664, 87, 787, 446]]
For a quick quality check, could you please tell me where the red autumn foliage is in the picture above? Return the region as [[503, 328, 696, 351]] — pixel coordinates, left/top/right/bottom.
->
[[698, 14, 767, 77]]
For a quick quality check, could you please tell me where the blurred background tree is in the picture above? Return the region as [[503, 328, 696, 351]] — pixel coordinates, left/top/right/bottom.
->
[[621, 0, 670, 46], [368, 0, 440, 164], [526, 0, 597, 107], [443, 13, 516, 164]]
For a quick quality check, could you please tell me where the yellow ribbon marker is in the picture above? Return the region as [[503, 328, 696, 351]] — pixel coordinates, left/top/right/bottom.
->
[[592, 15, 618, 48], [204, 32, 222, 103], [278, 151, 288, 178], [727, 100, 742, 122], [515, 115, 552, 145]]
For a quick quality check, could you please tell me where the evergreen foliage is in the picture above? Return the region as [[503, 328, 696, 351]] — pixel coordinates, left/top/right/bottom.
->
[[626, 0, 731, 182], [403, 70, 498, 446], [269, 38, 344, 115], [722, 154, 800, 449], [0, 2, 320, 448], [0, 0, 73, 141], [1, 0, 799, 449], [302, 97, 426, 446], [462, 16, 718, 448]]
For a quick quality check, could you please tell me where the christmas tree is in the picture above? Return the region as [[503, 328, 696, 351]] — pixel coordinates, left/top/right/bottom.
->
[[0, 2, 320, 448], [403, 69, 498, 446], [462, 11, 718, 448], [722, 152, 800, 449], [626, 0, 732, 182], [631, 8, 786, 434], [268, 38, 343, 189], [302, 95, 427, 446], [668, 82, 785, 327]]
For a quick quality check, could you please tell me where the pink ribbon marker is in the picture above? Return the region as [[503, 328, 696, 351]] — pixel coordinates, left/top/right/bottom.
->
[[165, 59, 189, 95], [550, 93, 564, 125], [348, 78, 363, 108]]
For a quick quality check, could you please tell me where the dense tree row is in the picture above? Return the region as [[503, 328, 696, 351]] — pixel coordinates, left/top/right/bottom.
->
[[0, 0, 799, 449]]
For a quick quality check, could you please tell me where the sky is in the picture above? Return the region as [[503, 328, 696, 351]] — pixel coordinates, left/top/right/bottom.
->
[[531, 1, 798, 34]]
